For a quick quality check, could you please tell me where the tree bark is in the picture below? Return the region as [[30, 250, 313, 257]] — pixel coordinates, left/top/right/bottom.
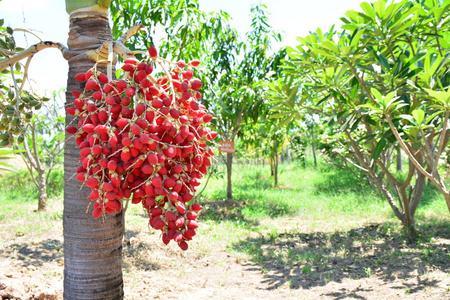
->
[[37, 170, 47, 211], [226, 152, 233, 201], [273, 139, 278, 187], [63, 9, 124, 300], [396, 147, 402, 172]]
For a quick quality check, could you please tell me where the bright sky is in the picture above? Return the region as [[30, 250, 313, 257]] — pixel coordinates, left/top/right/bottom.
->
[[0, 0, 366, 94]]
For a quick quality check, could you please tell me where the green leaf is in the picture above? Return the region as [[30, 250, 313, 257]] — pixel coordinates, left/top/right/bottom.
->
[[412, 109, 425, 125], [372, 138, 386, 160], [360, 2, 376, 21]]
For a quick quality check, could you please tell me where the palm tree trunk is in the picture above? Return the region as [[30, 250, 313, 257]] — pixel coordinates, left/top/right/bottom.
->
[[63, 7, 124, 300], [226, 152, 233, 201]]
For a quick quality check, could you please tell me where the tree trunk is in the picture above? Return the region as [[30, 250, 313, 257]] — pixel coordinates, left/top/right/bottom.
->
[[63, 8, 124, 300], [273, 139, 278, 187], [396, 147, 402, 172], [37, 170, 47, 211], [226, 152, 233, 201]]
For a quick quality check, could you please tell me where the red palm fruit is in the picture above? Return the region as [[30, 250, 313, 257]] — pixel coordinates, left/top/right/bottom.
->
[[116, 79, 127, 89], [191, 79, 202, 90], [152, 99, 163, 109], [139, 134, 150, 144], [145, 63, 153, 74], [92, 91, 103, 100], [104, 205, 115, 214], [109, 135, 118, 148], [98, 111, 108, 123], [147, 153, 158, 165], [151, 217, 165, 230], [163, 146, 176, 158], [202, 157, 211, 167], [187, 211, 198, 220], [181, 194, 193, 203], [103, 83, 115, 93], [177, 60, 186, 68], [66, 126, 77, 134], [84, 70, 93, 80], [103, 182, 115, 192], [182, 68, 193, 80], [121, 188, 131, 199], [131, 196, 141, 204], [92, 145, 102, 156], [190, 59, 201, 67], [74, 98, 84, 109], [106, 96, 116, 105], [121, 151, 131, 162], [76, 172, 86, 182], [86, 177, 99, 188], [169, 192, 179, 202], [92, 207, 103, 218], [191, 203, 203, 212], [141, 164, 154, 175], [178, 241, 188, 251], [180, 125, 189, 138], [151, 176, 162, 188], [141, 78, 151, 88], [121, 96, 131, 106], [86, 102, 97, 112], [199, 165, 208, 175], [85, 80, 97, 90], [168, 221, 177, 230], [148, 46, 158, 58], [173, 134, 184, 144], [116, 118, 128, 130], [135, 103, 145, 116], [72, 90, 81, 98], [202, 114, 213, 123], [89, 190, 99, 201], [164, 178, 176, 188], [108, 200, 122, 212], [158, 166, 167, 176], [175, 217, 185, 228], [157, 154, 166, 164], [130, 124, 141, 135], [145, 111, 155, 123], [124, 58, 138, 65], [130, 147, 139, 157], [79, 147, 91, 157], [136, 118, 148, 129], [169, 108, 180, 119], [110, 176, 120, 188], [148, 86, 159, 96], [94, 125, 108, 134], [166, 211, 176, 222], [75, 73, 86, 81], [97, 73, 108, 84], [132, 138, 143, 150], [193, 154, 203, 166], [190, 100, 199, 110], [66, 107, 77, 116], [125, 87, 135, 97], [121, 137, 132, 147], [178, 115, 188, 125], [122, 64, 134, 72], [162, 233, 170, 245], [162, 97, 172, 107], [144, 184, 155, 196], [151, 207, 163, 217], [172, 164, 183, 174], [206, 131, 218, 141], [176, 202, 186, 214], [187, 219, 199, 229], [180, 81, 189, 92], [184, 228, 196, 238], [144, 196, 156, 207], [173, 232, 183, 243], [182, 91, 192, 101], [91, 166, 102, 176]]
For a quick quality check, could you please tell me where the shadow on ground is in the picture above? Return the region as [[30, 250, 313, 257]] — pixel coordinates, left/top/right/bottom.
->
[[232, 221, 450, 296], [0, 239, 63, 267]]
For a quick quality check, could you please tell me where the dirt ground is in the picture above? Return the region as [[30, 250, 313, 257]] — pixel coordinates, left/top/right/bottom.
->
[[0, 204, 449, 300]]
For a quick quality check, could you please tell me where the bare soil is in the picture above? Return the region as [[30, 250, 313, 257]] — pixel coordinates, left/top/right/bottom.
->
[[0, 201, 449, 300]]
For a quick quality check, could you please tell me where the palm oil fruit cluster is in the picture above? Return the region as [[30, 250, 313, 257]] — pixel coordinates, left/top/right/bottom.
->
[[66, 46, 217, 250]]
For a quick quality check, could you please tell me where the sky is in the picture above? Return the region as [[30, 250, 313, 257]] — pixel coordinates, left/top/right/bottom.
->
[[0, 0, 366, 94]]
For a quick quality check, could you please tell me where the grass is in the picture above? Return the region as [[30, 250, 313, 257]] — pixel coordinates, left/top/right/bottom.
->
[[0, 159, 449, 292]]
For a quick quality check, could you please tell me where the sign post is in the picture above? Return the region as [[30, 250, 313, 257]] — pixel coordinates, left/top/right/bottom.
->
[[218, 141, 235, 153]]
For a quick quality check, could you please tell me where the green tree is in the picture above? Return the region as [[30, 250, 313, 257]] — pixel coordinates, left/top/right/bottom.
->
[[274, 0, 450, 240]]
